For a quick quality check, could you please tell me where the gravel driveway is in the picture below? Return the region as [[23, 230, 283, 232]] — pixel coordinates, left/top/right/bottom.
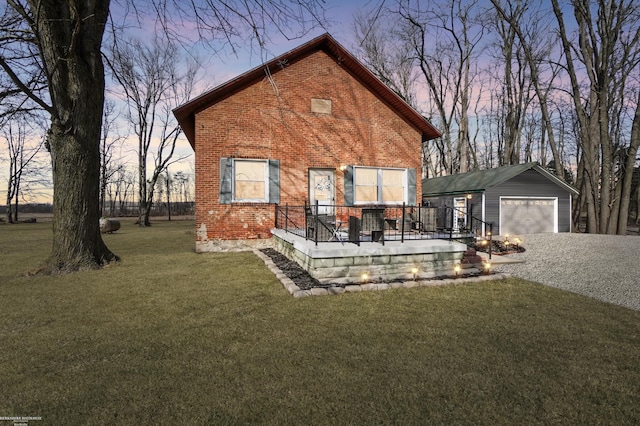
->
[[493, 233, 640, 311]]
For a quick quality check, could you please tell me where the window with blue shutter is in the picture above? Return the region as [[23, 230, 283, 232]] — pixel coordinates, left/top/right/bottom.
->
[[344, 165, 354, 206], [219, 158, 233, 204], [268, 160, 280, 204], [219, 158, 280, 204], [407, 168, 416, 206]]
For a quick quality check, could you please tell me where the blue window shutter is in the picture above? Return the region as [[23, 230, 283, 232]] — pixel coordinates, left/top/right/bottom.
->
[[407, 168, 416, 206], [344, 165, 354, 206], [268, 159, 280, 204], [219, 157, 232, 204]]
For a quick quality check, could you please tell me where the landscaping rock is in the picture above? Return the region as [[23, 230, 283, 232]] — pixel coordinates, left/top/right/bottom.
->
[[99, 218, 121, 233]]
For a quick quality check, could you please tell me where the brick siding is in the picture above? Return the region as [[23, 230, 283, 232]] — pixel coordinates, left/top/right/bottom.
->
[[195, 50, 423, 242]]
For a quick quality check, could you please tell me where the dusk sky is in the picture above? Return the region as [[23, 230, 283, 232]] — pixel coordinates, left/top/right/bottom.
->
[[196, 0, 379, 84]]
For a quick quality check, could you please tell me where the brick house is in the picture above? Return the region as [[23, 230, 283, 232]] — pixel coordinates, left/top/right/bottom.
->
[[174, 33, 441, 251]]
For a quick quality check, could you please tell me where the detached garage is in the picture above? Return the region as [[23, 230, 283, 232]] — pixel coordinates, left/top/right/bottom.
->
[[422, 163, 578, 236]]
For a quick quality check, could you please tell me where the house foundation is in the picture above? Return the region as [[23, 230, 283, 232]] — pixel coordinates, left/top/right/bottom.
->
[[271, 229, 468, 285]]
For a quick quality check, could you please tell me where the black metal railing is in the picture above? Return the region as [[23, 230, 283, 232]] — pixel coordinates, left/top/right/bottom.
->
[[275, 201, 493, 254]]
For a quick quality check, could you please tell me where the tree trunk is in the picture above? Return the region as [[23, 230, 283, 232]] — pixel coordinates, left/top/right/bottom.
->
[[166, 172, 172, 221], [6, 203, 13, 224], [31, 0, 118, 271], [636, 184, 640, 225], [100, 160, 107, 217], [608, 174, 622, 234], [144, 200, 153, 226], [618, 93, 640, 234], [6, 173, 14, 223]]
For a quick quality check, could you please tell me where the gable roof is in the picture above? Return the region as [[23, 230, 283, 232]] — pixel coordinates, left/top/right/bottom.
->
[[173, 33, 441, 148], [422, 163, 578, 196]]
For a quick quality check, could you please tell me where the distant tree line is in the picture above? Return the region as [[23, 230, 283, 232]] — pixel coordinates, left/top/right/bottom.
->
[[0, 201, 194, 218]]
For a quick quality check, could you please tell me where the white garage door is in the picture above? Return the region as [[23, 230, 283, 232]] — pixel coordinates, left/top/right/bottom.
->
[[500, 197, 556, 235]]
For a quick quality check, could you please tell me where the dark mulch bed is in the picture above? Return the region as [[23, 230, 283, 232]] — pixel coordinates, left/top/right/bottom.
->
[[260, 248, 325, 290]]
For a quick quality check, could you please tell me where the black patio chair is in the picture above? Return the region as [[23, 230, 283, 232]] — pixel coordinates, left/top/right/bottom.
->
[[361, 207, 385, 244]]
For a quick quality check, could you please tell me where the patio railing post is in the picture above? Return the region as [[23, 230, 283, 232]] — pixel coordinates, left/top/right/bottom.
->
[[284, 203, 288, 234], [401, 202, 405, 243], [304, 201, 309, 241], [489, 223, 493, 259], [314, 199, 319, 246]]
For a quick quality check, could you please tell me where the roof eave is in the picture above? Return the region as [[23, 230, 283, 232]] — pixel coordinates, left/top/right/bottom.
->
[[531, 164, 579, 194]]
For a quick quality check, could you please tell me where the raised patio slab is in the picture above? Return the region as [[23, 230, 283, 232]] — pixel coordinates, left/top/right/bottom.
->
[[271, 228, 469, 285]]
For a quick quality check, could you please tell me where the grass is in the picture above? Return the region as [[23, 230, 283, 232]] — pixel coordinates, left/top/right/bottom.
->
[[1, 220, 639, 424]]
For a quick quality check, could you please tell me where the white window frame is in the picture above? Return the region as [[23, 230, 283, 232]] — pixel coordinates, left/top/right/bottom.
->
[[232, 159, 269, 202], [353, 166, 408, 205]]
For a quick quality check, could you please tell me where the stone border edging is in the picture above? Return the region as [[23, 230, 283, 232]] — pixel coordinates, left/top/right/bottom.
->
[[254, 249, 511, 298]]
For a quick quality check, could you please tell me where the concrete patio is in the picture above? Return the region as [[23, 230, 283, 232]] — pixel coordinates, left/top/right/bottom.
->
[[271, 228, 472, 285]]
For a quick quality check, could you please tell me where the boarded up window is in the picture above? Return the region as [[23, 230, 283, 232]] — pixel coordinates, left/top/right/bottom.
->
[[382, 169, 404, 202], [311, 98, 332, 114], [354, 167, 406, 204], [355, 168, 379, 203], [234, 160, 267, 201]]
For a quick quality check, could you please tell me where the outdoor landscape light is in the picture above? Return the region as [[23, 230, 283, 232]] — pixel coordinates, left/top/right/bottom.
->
[[411, 267, 418, 280], [483, 262, 491, 274], [454, 264, 461, 277], [361, 272, 369, 283]]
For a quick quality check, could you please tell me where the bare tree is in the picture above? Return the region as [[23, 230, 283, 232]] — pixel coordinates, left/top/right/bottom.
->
[[0, 0, 325, 272], [172, 170, 192, 213], [551, 0, 640, 234], [0, 5, 48, 128], [394, 0, 485, 175], [490, 0, 565, 178], [2, 115, 45, 222], [353, 7, 435, 176], [621, 90, 640, 230], [100, 100, 126, 217], [353, 7, 419, 108], [105, 34, 196, 226], [112, 166, 136, 216], [155, 169, 172, 220], [485, 0, 532, 166]]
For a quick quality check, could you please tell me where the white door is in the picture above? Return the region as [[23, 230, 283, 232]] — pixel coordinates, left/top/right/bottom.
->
[[309, 169, 335, 215], [453, 197, 467, 231]]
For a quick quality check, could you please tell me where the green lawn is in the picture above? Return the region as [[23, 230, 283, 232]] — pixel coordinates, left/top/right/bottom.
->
[[1, 220, 639, 425]]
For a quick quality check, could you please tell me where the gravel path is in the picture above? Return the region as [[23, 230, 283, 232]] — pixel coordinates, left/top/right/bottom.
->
[[493, 233, 640, 311]]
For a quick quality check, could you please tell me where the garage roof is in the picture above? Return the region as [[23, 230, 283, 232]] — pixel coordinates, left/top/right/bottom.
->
[[422, 163, 578, 196], [173, 33, 442, 148]]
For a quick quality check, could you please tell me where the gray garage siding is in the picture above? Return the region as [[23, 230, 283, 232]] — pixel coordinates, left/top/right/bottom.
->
[[484, 169, 572, 235]]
